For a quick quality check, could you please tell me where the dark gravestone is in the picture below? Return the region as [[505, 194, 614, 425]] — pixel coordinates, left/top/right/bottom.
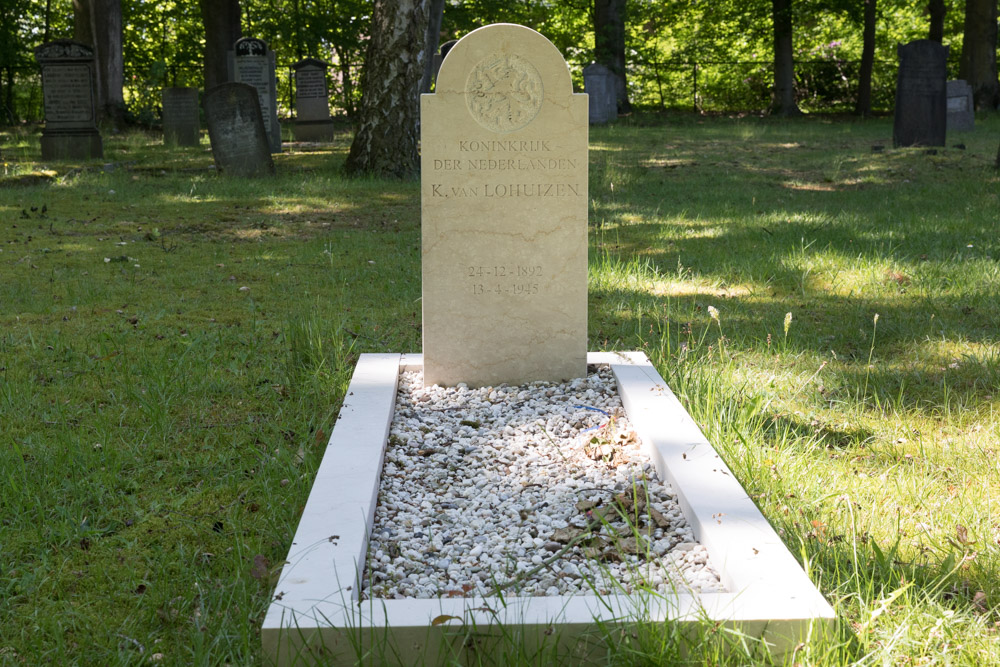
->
[[893, 40, 948, 147], [230, 37, 281, 153], [204, 83, 275, 177], [161, 87, 201, 146], [431, 40, 459, 90], [583, 63, 617, 124], [34, 40, 103, 160], [946, 79, 975, 133], [291, 58, 335, 141]]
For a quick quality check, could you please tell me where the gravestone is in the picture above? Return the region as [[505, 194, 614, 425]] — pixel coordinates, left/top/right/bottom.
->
[[946, 79, 975, 132], [421, 24, 588, 388], [583, 63, 618, 124], [34, 40, 103, 160], [230, 37, 282, 153], [893, 40, 948, 147], [291, 58, 335, 141], [161, 87, 200, 146], [203, 82, 274, 177]]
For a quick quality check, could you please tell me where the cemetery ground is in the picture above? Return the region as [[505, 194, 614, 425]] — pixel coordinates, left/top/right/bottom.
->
[[1, 114, 998, 665]]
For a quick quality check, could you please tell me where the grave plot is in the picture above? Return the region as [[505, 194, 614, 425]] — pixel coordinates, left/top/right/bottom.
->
[[263, 23, 834, 667]]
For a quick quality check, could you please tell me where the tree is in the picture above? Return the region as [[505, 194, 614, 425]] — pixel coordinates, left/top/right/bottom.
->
[[928, 0, 945, 42], [345, 0, 430, 177], [770, 0, 801, 115], [855, 0, 877, 116], [199, 0, 241, 91], [959, 0, 999, 110], [594, 0, 631, 113], [73, 0, 126, 127], [419, 0, 444, 94]]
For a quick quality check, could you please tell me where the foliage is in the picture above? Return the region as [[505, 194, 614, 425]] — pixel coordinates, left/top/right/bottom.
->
[[0, 0, 985, 124]]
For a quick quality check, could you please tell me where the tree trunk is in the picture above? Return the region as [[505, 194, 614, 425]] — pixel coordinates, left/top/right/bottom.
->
[[928, 0, 945, 42], [959, 0, 1000, 110], [199, 0, 242, 91], [770, 0, 801, 115], [594, 0, 631, 114], [345, 0, 430, 178], [855, 0, 877, 116], [333, 43, 356, 116], [419, 0, 445, 94], [74, 0, 126, 129]]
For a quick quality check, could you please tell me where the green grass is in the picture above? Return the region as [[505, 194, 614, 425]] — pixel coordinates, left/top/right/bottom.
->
[[1, 113, 999, 665]]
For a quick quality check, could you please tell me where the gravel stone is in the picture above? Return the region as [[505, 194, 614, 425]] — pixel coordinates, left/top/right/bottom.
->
[[361, 367, 725, 599]]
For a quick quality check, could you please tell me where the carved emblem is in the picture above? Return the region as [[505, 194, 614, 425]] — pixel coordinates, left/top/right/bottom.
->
[[34, 40, 94, 62], [235, 38, 268, 57], [466, 53, 543, 133]]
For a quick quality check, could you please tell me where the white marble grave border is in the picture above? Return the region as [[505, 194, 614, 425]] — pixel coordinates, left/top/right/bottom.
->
[[262, 352, 835, 666]]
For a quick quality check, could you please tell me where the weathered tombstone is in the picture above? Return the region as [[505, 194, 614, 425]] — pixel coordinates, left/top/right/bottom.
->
[[291, 58, 335, 141], [230, 37, 282, 153], [203, 82, 275, 177], [161, 87, 201, 146], [583, 63, 618, 124], [946, 79, 975, 133], [33, 40, 103, 160], [421, 24, 588, 388], [893, 40, 948, 147]]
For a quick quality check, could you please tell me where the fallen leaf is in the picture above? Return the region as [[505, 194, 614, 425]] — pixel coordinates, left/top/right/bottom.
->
[[648, 506, 671, 529], [431, 614, 461, 626], [250, 554, 270, 581], [956, 524, 975, 546]]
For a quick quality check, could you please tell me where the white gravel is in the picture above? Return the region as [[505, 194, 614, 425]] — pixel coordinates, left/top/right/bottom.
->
[[361, 366, 725, 600]]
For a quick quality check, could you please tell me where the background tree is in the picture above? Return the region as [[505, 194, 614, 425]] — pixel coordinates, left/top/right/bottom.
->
[[199, 0, 241, 91], [594, 0, 631, 113], [855, 0, 877, 116], [928, 0, 946, 41], [770, 0, 801, 115], [73, 0, 126, 127], [959, 0, 999, 110], [419, 0, 445, 93], [345, 0, 430, 177]]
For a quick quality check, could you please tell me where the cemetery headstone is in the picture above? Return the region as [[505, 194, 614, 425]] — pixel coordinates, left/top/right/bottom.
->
[[946, 79, 975, 133], [161, 87, 201, 146], [34, 40, 103, 160], [230, 37, 282, 153], [583, 63, 617, 124], [291, 58, 335, 141], [203, 82, 275, 177], [893, 40, 948, 147], [421, 24, 588, 388]]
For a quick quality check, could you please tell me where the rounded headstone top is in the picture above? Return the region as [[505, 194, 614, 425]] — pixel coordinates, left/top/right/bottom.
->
[[235, 37, 268, 57], [34, 40, 94, 63], [435, 24, 573, 102]]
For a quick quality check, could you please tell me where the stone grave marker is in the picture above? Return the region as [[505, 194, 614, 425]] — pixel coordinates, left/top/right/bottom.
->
[[230, 37, 282, 153], [893, 39, 948, 147], [583, 63, 617, 124], [291, 58, 335, 141], [421, 24, 588, 388], [946, 79, 974, 133], [161, 87, 201, 146], [203, 82, 274, 177], [34, 40, 103, 160]]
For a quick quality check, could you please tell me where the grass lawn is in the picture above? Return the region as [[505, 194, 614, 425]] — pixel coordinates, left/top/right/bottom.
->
[[1, 113, 998, 665]]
